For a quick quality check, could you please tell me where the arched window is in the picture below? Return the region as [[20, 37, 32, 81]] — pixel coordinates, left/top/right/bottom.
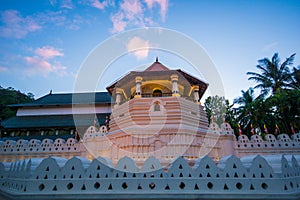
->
[[153, 89, 162, 97]]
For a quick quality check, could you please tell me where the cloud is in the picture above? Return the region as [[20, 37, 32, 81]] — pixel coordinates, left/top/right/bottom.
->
[[49, 0, 74, 9], [110, 0, 144, 33], [49, 0, 57, 6], [35, 46, 64, 59], [36, 10, 88, 31], [120, 0, 143, 21], [24, 46, 67, 77], [144, 0, 168, 21], [110, 12, 127, 33], [0, 8, 89, 39], [110, 0, 169, 33], [25, 56, 52, 75], [0, 10, 41, 39], [0, 66, 8, 72], [127, 36, 150, 60], [262, 42, 278, 52], [60, 0, 74, 9], [35, 10, 66, 27], [91, 0, 114, 10]]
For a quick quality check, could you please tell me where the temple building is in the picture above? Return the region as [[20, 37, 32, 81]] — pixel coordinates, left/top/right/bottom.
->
[[0, 59, 300, 166], [84, 58, 212, 165], [0, 92, 111, 140], [1, 59, 300, 199]]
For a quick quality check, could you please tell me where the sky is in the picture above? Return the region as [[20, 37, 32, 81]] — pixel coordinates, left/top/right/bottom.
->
[[0, 0, 300, 103]]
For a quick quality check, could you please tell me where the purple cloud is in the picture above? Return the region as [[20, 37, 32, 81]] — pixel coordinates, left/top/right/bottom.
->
[[0, 10, 41, 39]]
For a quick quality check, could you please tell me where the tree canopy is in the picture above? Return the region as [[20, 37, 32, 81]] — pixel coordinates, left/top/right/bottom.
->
[[0, 86, 34, 121], [247, 53, 295, 96], [204, 53, 299, 137]]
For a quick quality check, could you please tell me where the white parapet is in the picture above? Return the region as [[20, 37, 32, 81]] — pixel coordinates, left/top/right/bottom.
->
[[0, 155, 300, 199]]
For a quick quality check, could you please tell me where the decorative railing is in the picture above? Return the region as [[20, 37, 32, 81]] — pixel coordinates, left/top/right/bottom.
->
[[0, 122, 299, 160], [0, 155, 299, 199], [0, 137, 80, 154], [209, 121, 300, 149], [237, 133, 300, 149], [141, 93, 173, 98]]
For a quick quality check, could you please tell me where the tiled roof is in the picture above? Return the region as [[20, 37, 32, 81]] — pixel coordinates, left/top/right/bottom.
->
[[144, 60, 170, 71], [1, 113, 109, 129], [10, 92, 111, 107], [106, 59, 208, 98]]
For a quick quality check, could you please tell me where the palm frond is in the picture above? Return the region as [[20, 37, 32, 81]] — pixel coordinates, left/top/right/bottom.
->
[[271, 53, 280, 67]]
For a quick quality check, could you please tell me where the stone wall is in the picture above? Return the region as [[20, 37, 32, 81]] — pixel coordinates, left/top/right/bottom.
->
[[0, 137, 81, 162], [236, 132, 300, 157], [0, 155, 299, 199], [1, 122, 300, 164]]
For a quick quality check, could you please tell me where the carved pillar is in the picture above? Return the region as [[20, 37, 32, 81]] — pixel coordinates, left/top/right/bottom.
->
[[135, 76, 143, 98], [171, 74, 180, 97], [193, 85, 200, 104], [115, 88, 122, 108]]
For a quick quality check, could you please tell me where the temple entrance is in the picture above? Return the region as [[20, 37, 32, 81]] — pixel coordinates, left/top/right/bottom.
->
[[153, 89, 162, 97]]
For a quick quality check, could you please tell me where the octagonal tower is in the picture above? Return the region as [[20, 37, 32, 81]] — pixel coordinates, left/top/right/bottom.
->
[[98, 59, 212, 165]]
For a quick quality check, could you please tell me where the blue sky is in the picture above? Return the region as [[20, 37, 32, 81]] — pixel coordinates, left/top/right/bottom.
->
[[0, 0, 300, 103]]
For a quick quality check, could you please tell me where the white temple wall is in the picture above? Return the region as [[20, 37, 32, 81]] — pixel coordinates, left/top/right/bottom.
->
[[217, 135, 236, 157], [1, 155, 300, 199], [235, 134, 300, 158], [1, 122, 300, 165]]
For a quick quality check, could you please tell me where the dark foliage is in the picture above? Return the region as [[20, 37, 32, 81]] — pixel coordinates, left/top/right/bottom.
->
[[0, 86, 34, 121]]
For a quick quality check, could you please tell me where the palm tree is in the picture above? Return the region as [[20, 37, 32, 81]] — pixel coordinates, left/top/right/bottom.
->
[[291, 66, 300, 90], [269, 89, 300, 135], [233, 88, 274, 136], [247, 53, 295, 96], [233, 88, 257, 135]]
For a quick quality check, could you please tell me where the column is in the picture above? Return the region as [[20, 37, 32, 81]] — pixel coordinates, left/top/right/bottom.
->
[[135, 76, 143, 98], [193, 85, 200, 104], [171, 74, 180, 97], [114, 88, 122, 108]]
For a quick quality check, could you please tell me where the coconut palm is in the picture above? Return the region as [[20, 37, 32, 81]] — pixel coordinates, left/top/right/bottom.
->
[[269, 89, 300, 134], [233, 88, 274, 136], [247, 53, 295, 96], [291, 66, 300, 90], [233, 88, 257, 134]]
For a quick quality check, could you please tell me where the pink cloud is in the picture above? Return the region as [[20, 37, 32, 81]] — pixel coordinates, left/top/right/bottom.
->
[[35, 10, 66, 27], [49, 0, 74, 9], [23, 46, 67, 77], [35, 46, 64, 59], [120, 0, 143, 20], [110, 0, 169, 33], [0, 9, 88, 39], [127, 36, 150, 60], [144, 0, 168, 21], [110, 12, 127, 33], [24, 56, 52, 76], [110, 0, 144, 33], [24, 56, 67, 77], [36, 10, 88, 31], [60, 0, 74, 9], [0, 10, 41, 39], [0, 66, 8, 72], [92, 0, 110, 10]]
